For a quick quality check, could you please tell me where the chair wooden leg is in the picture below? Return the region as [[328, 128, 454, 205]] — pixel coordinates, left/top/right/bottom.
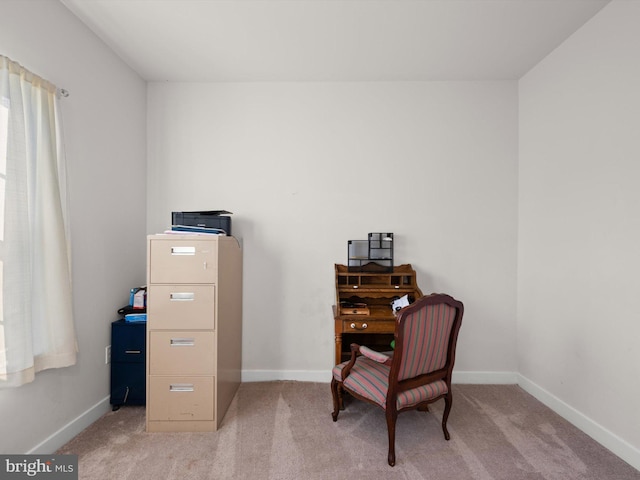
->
[[331, 378, 341, 421], [386, 409, 398, 466], [442, 393, 452, 441]]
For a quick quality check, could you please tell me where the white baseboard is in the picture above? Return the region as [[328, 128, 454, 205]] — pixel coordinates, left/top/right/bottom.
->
[[28, 396, 111, 454], [452, 370, 518, 384], [241, 369, 519, 385], [242, 369, 331, 383], [517, 374, 640, 472]]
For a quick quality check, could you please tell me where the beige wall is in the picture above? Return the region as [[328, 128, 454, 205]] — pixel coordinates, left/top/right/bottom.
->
[[0, 0, 147, 453], [146, 80, 519, 379], [518, 0, 640, 468]]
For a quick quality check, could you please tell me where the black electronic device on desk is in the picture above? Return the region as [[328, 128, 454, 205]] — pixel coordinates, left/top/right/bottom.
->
[[171, 210, 232, 235], [110, 319, 146, 410]]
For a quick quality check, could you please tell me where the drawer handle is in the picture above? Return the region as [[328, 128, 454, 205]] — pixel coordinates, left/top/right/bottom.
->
[[125, 350, 141, 354], [170, 292, 195, 301], [350, 322, 368, 330], [171, 246, 196, 255], [169, 384, 194, 392], [170, 338, 195, 347]]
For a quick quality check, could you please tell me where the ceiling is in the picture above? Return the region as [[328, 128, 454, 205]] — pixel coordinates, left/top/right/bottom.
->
[[60, 0, 611, 82]]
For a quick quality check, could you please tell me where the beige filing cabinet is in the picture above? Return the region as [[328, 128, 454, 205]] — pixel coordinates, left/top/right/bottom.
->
[[146, 234, 242, 432]]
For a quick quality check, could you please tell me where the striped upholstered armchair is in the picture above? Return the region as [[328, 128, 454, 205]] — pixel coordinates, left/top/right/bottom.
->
[[330, 293, 464, 466]]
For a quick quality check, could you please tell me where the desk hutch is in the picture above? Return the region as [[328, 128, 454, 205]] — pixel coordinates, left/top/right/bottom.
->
[[333, 263, 423, 364]]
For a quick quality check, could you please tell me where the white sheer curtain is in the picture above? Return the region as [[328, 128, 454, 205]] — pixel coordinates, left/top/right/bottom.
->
[[0, 55, 76, 387]]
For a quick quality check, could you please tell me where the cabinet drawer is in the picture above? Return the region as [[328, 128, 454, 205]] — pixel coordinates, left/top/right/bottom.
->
[[149, 239, 218, 284], [110, 362, 146, 406], [149, 331, 215, 375], [148, 376, 214, 421], [111, 321, 146, 363], [342, 319, 395, 334], [148, 285, 215, 330]]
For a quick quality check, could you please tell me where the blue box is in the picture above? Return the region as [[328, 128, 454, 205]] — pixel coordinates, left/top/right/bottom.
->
[[125, 313, 147, 323]]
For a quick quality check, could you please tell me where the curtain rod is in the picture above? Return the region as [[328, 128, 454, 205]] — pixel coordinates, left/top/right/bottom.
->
[[58, 88, 69, 98]]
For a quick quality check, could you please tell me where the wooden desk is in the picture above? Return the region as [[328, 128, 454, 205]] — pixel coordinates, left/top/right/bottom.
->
[[333, 264, 423, 365]]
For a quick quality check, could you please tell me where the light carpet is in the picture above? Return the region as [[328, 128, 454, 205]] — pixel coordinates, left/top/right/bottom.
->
[[56, 382, 640, 480]]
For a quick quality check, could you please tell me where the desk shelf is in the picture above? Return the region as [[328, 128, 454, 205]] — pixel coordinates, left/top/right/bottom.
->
[[347, 233, 394, 272]]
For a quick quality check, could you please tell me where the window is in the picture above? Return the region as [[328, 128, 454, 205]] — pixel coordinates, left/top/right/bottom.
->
[[0, 95, 7, 241], [0, 55, 77, 387], [0, 95, 7, 375]]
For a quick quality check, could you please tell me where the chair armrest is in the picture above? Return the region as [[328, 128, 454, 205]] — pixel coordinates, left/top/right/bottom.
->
[[360, 346, 392, 365], [339, 343, 361, 380], [339, 344, 393, 381]]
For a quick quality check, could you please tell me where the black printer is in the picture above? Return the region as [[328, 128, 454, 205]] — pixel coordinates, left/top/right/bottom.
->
[[171, 210, 232, 235]]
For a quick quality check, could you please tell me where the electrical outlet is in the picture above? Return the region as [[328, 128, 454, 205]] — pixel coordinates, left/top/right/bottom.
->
[[105, 345, 111, 365]]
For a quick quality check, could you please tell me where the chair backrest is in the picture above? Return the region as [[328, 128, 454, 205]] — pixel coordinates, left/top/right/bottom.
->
[[393, 294, 463, 382]]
